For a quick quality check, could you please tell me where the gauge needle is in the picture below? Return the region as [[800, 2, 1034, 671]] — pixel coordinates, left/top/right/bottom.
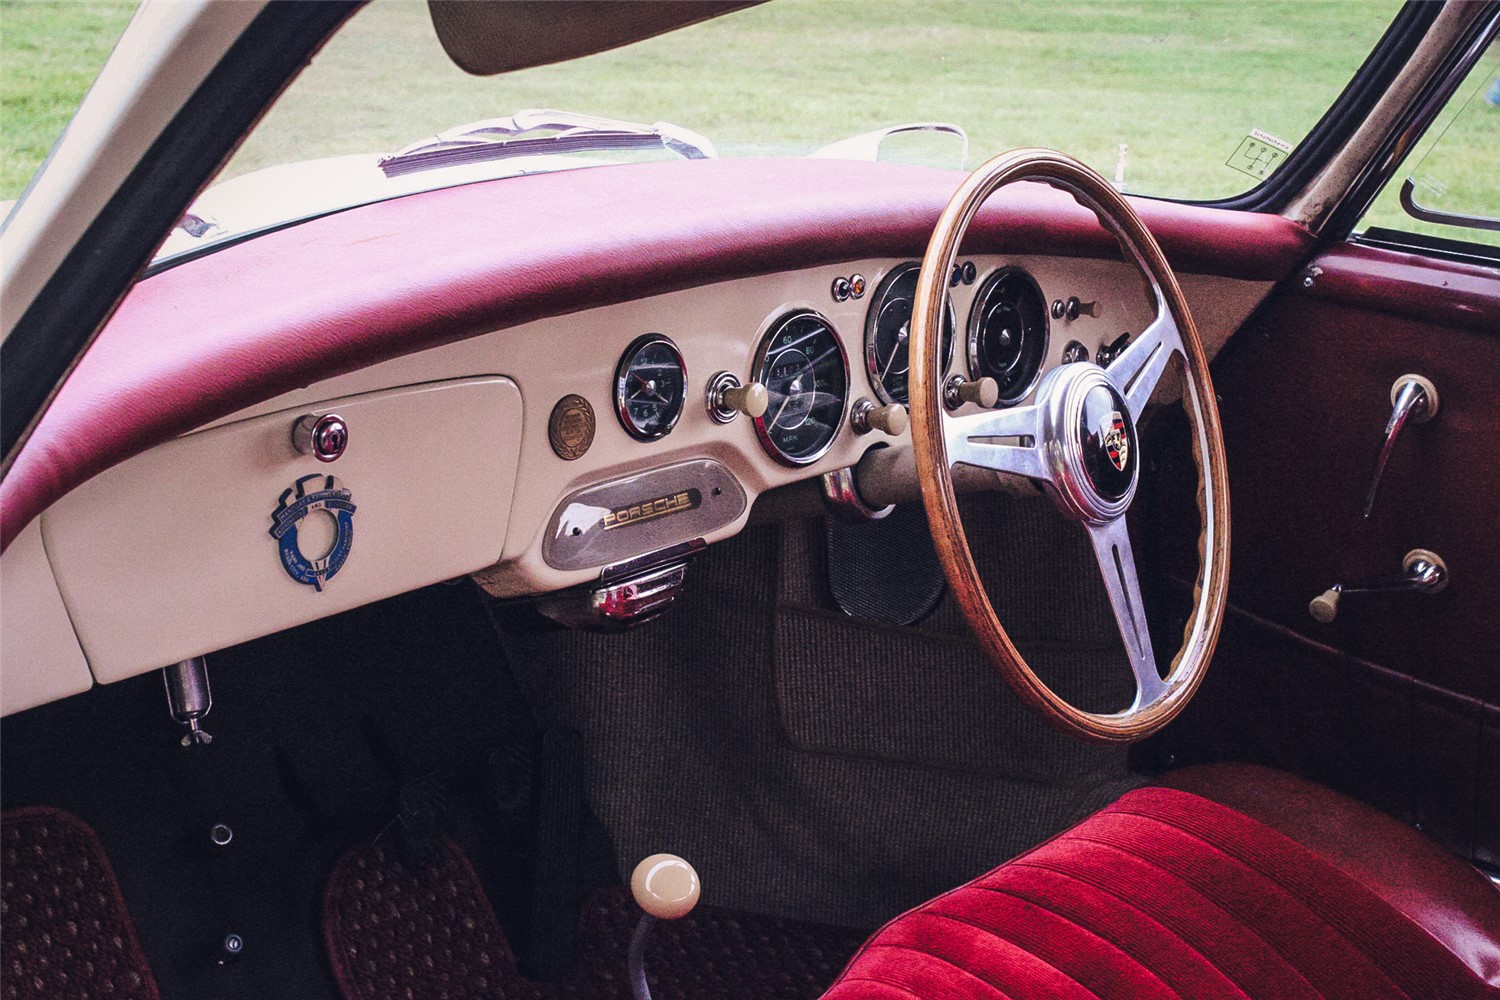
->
[[631, 372, 668, 403], [770, 388, 794, 428], [880, 324, 909, 382]]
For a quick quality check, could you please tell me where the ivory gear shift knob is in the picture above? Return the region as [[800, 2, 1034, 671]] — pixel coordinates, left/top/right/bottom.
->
[[630, 854, 701, 920]]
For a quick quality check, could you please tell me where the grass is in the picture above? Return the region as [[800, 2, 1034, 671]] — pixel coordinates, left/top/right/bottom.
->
[[0, 0, 135, 198], [2, 0, 1493, 246]]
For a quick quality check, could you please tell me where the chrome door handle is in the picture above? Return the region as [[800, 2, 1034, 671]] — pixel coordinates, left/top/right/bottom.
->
[[1363, 374, 1438, 518], [1309, 548, 1449, 623]]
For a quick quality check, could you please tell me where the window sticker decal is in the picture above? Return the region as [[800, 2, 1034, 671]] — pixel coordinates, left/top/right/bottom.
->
[[1226, 128, 1294, 181]]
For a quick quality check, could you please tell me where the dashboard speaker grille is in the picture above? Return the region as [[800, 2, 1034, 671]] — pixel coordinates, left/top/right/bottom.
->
[[825, 504, 946, 626]]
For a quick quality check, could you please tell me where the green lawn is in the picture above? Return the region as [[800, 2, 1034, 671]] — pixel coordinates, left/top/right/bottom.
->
[[0, 0, 135, 197], [2, 0, 1493, 246]]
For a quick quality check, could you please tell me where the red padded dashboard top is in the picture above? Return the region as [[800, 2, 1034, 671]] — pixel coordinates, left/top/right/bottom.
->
[[0, 157, 1313, 551]]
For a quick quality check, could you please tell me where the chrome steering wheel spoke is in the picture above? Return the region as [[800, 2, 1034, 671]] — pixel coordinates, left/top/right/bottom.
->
[[1086, 515, 1166, 708], [1107, 292, 1183, 416], [943, 403, 1046, 480]]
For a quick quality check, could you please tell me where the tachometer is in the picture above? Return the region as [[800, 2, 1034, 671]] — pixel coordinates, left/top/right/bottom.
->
[[864, 262, 955, 405], [753, 310, 849, 466], [966, 267, 1049, 405], [614, 334, 687, 441]]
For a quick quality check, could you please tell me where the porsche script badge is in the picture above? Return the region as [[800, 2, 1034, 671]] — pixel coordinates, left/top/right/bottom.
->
[[1101, 411, 1129, 473], [270, 474, 356, 591]]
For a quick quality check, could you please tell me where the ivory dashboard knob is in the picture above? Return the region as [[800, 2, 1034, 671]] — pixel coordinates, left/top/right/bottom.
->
[[944, 375, 1000, 410], [850, 398, 908, 436], [1308, 588, 1340, 624], [706, 372, 768, 423], [630, 853, 700, 920], [721, 382, 769, 419]]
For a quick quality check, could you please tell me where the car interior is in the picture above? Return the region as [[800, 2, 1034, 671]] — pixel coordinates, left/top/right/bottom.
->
[[0, 2, 1497, 998]]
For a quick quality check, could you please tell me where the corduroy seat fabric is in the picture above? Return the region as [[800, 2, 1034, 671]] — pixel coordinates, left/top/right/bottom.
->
[[823, 765, 1500, 999]]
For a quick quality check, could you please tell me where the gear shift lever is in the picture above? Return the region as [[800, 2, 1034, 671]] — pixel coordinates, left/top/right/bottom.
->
[[628, 854, 700, 1000]]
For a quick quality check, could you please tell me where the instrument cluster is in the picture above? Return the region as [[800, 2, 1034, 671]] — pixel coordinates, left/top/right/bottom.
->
[[601, 260, 1066, 469]]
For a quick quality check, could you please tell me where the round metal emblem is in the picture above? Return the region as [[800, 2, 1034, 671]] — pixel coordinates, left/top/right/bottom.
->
[[269, 473, 356, 592], [549, 394, 596, 460]]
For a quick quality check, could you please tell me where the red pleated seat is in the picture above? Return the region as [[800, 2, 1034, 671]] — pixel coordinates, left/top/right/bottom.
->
[[824, 765, 1500, 999]]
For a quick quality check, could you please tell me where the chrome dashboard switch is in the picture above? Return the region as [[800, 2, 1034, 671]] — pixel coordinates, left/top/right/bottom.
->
[[1362, 374, 1438, 518]]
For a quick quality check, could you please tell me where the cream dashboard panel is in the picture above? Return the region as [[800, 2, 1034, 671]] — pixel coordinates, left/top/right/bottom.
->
[[29, 256, 1269, 692], [189, 256, 1267, 601], [42, 378, 522, 683]]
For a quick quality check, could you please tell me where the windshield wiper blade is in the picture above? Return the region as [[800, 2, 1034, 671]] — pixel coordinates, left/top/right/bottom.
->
[[377, 108, 716, 178]]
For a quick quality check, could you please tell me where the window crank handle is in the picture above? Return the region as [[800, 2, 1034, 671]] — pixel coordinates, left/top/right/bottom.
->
[[1309, 549, 1449, 624], [1362, 374, 1438, 519]]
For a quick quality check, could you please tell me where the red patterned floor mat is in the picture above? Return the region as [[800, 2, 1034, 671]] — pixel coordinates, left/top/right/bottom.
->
[[323, 837, 866, 1000], [1, 806, 160, 1000]]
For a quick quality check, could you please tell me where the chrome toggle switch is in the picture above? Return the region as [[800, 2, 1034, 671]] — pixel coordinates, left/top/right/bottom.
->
[[1362, 374, 1438, 519], [1309, 548, 1449, 624], [292, 412, 349, 462]]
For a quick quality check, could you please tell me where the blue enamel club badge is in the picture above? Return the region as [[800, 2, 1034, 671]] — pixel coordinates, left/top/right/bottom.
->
[[269, 474, 356, 591]]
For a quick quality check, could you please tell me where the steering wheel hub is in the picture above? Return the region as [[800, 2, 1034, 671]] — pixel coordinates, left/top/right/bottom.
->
[[1038, 364, 1138, 523]]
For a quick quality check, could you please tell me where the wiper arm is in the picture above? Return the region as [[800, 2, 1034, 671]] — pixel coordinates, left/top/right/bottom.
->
[[378, 108, 716, 178]]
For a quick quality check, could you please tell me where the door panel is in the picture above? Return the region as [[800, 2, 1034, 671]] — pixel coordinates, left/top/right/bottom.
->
[[1153, 241, 1500, 865]]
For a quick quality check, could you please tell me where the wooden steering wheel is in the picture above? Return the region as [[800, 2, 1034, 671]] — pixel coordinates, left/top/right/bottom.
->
[[910, 149, 1231, 744]]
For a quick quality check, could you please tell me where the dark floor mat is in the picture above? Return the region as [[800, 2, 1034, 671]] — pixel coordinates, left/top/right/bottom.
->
[[324, 836, 866, 1000], [1, 806, 160, 1000]]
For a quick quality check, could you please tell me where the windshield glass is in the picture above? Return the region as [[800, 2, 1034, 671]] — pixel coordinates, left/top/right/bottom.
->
[[1, 0, 1406, 258], [224, 0, 1399, 193]]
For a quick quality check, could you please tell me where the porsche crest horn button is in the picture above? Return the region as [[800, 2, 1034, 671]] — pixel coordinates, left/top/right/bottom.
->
[[270, 473, 356, 591], [1077, 384, 1134, 502], [1102, 410, 1129, 472]]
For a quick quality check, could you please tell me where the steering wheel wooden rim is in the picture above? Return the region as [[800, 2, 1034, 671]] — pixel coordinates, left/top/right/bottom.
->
[[910, 148, 1231, 744]]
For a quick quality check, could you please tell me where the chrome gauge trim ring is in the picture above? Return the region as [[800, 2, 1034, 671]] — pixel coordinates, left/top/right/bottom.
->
[[1039, 364, 1139, 523], [751, 309, 850, 468], [965, 266, 1050, 407], [864, 262, 956, 406], [614, 333, 687, 442]]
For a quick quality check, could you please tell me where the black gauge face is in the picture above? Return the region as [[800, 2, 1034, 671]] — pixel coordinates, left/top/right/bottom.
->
[[614, 334, 687, 441], [966, 267, 1050, 405], [864, 263, 956, 405], [753, 311, 849, 466]]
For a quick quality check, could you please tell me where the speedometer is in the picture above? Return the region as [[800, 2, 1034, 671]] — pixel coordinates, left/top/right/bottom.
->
[[614, 334, 687, 441], [752, 310, 849, 466], [864, 262, 955, 406]]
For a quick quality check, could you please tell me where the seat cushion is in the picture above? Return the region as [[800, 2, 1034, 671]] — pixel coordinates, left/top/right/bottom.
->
[[823, 765, 1500, 999]]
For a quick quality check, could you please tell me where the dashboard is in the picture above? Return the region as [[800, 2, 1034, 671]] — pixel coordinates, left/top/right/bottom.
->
[[1, 248, 1272, 714]]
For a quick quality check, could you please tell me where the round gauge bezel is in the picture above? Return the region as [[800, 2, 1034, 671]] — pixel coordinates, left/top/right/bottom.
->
[[613, 333, 687, 442], [965, 266, 1051, 406], [751, 309, 850, 467], [863, 262, 957, 406]]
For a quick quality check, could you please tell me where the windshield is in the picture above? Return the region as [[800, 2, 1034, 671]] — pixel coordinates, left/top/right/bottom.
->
[[223, 0, 1399, 196], [1, 0, 1407, 260]]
